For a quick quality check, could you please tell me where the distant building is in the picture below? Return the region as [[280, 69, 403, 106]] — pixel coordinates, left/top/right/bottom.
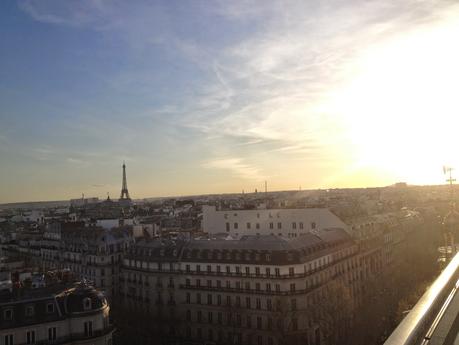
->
[[70, 197, 99, 207], [202, 205, 348, 238]]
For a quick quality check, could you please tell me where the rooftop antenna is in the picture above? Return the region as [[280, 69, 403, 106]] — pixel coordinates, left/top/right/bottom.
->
[[443, 166, 456, 201]]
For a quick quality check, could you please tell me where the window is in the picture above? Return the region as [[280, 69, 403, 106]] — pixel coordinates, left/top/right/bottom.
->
[[186, 264, 190, 272], [289, 267, 295, 276], [196, 265, 201, 272], [299, 222, 304, 229], [207, 280, 212, 287], [290, 283, 296, 292], [246, 297, 251, 308], [292, 318, 298, 331], [84, 321, 93, 337], [226, 266, 231, 274], [226, 222, 230, 232], [277, 222, 282, 229], [266, 267, 271, 276], [186, 292, 191, 303], [269, 222, 273, 229], [83, 297, 92, 310], [26, 330, 35, 344], [217, 295, 222, 305], [246, 315, 252, 328], [256, 223, 260, 229], [217, 280, 221, 288], [196, 279, 201, 287], [4, 335, 13, 345], [208, 311, 213, 324], [275, 284, 280, 292], [292, 222, 297, 229], [247, 222, 251, 229], [207, 265, 211, 273], [197, 311, 202, 322], [217, 265, 221, 273], [47, 303, 54, 313], [186, 310, 191, 321], [218, 312, 223, 324], [236, 296, 241, 306], [234, 222, 238, 229], [245, 282, 250, 290], [266, 283, 271, 292], [186, 279, 190, 287], [226, 296, 231, 306], [3, 308, 13, 320], [311, 222, 316, 229], [291, 298, 297, 311], [257, 317, 262, 330], [207, 294, 213, 305], [255, 267, 260, 276], [256, 298, 261, 309], [197, 293, 201, 304], [267, 299, 272, 310], [48, 327, 57, 341], [275, 268, 280, 277]]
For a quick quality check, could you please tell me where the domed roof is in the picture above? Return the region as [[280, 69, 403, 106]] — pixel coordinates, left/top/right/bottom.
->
[[65, 282, 107, 314]]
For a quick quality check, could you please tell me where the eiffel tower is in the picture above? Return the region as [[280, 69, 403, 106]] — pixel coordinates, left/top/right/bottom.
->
[[120, 161, 131, 201]]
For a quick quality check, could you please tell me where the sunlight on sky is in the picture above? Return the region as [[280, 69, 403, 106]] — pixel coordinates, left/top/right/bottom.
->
[[325, 12, 459, 186], [3, 1, 459, 202]]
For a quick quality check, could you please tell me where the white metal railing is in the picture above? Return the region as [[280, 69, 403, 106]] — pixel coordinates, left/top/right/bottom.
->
[[383, 253, 459, 345]]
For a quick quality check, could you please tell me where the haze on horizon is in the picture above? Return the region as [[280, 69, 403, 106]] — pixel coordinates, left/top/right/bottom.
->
[[1, 0, 459, 204]]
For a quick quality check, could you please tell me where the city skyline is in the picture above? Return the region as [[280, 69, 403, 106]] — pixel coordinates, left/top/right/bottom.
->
[[2, 0, 459, 203]]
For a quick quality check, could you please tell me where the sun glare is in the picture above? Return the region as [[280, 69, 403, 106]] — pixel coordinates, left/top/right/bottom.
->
[[328, 14, 459, 185]]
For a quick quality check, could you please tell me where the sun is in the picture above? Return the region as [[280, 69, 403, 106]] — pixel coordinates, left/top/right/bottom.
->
[[327, 14, 459, 186]]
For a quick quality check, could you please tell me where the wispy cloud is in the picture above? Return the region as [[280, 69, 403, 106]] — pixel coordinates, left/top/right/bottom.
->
[[203, 157, 266, 181], [13, 0, 459, 198]]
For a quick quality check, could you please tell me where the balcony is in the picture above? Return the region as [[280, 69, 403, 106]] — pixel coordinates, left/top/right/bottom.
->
[[384, 253, 459, 345]]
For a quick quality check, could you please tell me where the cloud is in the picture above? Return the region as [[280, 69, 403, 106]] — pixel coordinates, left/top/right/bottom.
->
[[181, 0, 459, 159], [17, 0, 459, 189], [203, 157, 266, 181]]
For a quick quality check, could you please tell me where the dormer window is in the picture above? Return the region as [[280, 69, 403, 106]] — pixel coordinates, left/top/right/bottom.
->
[[83, 298, 92, 310], [46, 303, 54, 314], [25, 305, 35, 317], [3, 308, 13, 320]]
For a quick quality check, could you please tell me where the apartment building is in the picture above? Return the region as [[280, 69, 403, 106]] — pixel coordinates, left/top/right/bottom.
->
[[0, 225, 133, 301], [119, 228, 360, 345], [0, 281, 114, 345], [202, 205, 348, 238]]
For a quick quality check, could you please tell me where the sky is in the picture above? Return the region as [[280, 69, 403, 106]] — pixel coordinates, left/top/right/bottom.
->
[[1, 0, 459, 203]]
